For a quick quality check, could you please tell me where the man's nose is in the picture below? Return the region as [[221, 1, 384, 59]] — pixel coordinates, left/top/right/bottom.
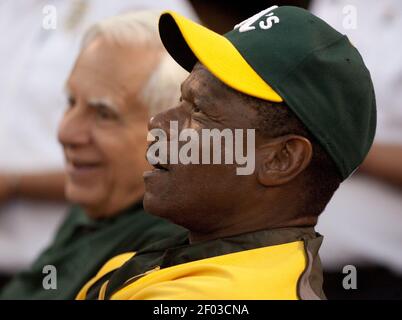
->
[[148, 106, 184, 139], [58, 104, 91, 147]]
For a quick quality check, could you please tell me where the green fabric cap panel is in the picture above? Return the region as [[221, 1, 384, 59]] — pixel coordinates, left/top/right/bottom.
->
[[225, 6, 376, 179]]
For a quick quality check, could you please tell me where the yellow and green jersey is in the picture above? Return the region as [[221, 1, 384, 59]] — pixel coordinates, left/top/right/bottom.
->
[[77, 227, 325, 300]]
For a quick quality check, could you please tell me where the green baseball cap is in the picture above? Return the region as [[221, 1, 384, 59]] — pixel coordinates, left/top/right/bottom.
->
[[158, 5, 376, 180]]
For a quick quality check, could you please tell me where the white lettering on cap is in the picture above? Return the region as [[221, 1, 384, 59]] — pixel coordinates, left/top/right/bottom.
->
[[234, 5, 280, 33]]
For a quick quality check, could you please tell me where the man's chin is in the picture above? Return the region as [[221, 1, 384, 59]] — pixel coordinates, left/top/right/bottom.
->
[[66, 185, 102, 209], [143, 191, 161, 215], [143, 191, 174, 219]]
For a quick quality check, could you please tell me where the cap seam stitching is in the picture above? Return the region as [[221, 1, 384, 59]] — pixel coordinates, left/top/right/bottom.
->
[[274, 85, 348, 178], [274, 36, 351, 178], [277, 35, 347, 83]]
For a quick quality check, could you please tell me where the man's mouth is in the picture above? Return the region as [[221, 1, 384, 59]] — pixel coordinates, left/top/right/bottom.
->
[[66, 158, 103, 176], [146, 152, 169, 172], [144, 151, 169, 179], [152, 162, 169, 171]]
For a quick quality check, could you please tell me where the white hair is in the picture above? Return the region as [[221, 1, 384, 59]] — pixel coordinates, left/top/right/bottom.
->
[[81, 11, 188, 116]]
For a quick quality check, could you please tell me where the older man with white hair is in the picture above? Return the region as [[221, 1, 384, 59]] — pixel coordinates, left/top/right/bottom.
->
[[0, 0, 196, 283], [0, 11, 188, 300]]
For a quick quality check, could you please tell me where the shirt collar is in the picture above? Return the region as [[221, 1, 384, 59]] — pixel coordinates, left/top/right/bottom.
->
[[99, 226, 320, 299]]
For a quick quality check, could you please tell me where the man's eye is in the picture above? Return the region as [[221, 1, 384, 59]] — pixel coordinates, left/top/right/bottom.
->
[[181, 96, 202, 114], [96, 107, 115, 120], [193, 105, 201, 113], [67, 96, 76, 108]]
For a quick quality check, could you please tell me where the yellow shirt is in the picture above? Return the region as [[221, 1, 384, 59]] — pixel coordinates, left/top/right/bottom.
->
[[77, 232, 324, 300]]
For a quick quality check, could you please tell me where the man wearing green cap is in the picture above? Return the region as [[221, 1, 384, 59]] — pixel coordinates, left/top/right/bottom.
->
[[76, 5, 376, 300]]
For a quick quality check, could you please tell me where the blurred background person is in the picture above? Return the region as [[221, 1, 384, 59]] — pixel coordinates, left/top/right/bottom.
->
[[310, 0, 402, 299], [0, 0, 196, 287], [0, 10, 189, 300]]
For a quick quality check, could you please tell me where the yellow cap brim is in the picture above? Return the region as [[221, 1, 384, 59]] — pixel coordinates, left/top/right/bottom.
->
[[159, 11, 283, 103]]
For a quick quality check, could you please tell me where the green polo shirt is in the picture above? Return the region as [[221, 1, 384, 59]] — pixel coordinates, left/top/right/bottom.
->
[[0, 202, 187, 300]]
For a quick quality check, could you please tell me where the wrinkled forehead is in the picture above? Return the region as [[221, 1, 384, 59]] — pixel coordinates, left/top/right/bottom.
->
[[182, 63, 259, 128], [182, 63, 234, 101]]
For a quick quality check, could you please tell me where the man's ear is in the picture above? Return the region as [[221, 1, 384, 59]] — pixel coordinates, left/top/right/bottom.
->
[[256, 135, 313, 186]]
